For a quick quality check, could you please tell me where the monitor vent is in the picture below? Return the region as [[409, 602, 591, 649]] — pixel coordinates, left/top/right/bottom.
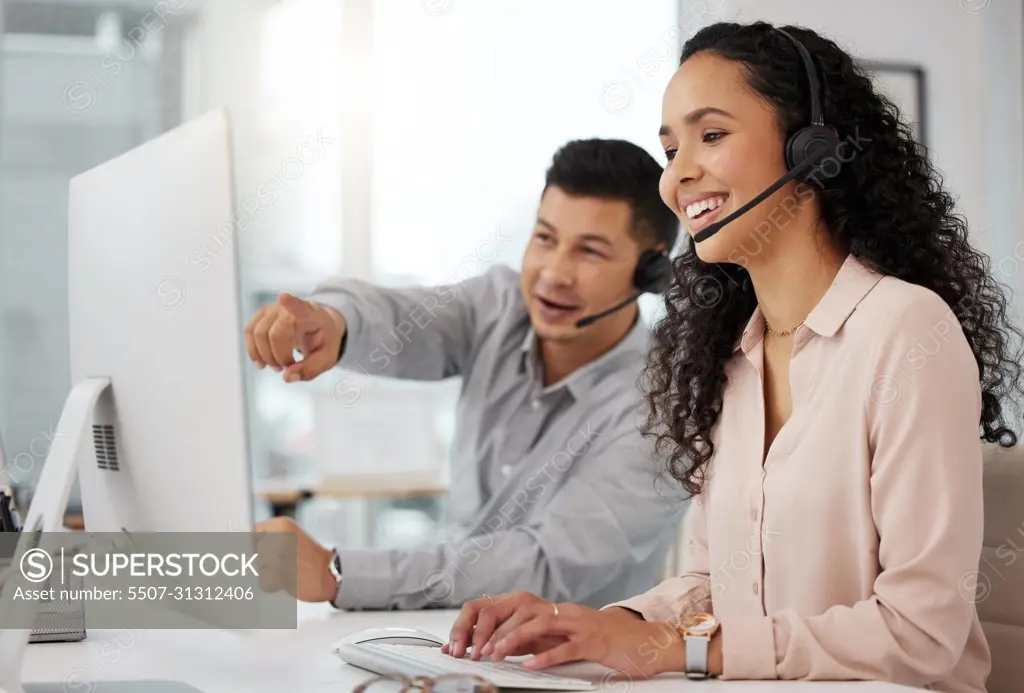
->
[[92, 424, 119, 471]]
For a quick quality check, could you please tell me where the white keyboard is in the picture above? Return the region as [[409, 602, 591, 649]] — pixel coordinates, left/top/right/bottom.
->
[[334, 642, 597, 690]]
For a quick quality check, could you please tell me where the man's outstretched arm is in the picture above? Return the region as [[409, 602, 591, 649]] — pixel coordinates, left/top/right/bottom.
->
[[308, 265, 517, 381]]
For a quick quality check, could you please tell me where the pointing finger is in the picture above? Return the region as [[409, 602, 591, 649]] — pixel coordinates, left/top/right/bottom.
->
[[279, 293, 317, 326]]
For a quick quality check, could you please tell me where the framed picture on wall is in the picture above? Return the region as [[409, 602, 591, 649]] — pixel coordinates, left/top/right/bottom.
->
[[860, 61, 928, 148]]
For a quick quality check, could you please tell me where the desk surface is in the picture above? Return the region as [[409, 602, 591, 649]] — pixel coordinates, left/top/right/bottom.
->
[[20, 604, 922, 692], [253, 473, 447, 503]]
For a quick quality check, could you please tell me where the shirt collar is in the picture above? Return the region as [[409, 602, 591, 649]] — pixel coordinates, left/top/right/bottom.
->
[[520, 317, 650, 399], [736, 253, 883, 353]]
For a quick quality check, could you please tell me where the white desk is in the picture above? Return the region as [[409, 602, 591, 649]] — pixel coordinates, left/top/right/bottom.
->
[[20, 604, 922, 692]]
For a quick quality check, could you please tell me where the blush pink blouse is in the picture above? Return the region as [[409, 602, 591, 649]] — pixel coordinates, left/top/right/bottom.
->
[[608, 254, 991, 692]]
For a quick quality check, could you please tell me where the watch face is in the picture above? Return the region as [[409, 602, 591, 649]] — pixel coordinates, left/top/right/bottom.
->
[[681, 613, 718, 633]]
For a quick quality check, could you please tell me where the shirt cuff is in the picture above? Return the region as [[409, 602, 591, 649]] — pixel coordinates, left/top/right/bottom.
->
[[601, 595, 675, 622], [602, 582, 712, 623], [720, 615, 777, 680], [309, 293, 362, 368], [331, 549, 394, 610]]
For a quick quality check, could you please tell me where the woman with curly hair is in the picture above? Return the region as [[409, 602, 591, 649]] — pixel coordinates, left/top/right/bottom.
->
[[444, 21, 1024, 691]]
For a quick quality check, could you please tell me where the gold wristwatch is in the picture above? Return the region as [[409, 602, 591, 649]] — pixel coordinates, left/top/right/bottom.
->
[[678, 612, 720, 679]]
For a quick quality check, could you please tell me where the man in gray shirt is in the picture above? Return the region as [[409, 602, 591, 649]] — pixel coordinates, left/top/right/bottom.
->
[[249, 139, 683, 610]]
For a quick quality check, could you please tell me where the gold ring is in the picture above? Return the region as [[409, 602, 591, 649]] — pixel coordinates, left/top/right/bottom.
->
[[552, 603, 559, 616], [483, 594, 495, 606]]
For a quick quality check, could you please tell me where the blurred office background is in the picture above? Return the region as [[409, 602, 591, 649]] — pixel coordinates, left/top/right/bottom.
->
[[0, 0, 1021, 551]]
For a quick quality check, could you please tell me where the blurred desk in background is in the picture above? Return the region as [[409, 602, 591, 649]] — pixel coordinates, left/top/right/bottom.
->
[[254, 472, 447, 517], [63, 472, 447, 537]]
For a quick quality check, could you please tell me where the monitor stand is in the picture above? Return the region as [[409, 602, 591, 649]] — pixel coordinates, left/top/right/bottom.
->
[[0, 378, 208, 693]]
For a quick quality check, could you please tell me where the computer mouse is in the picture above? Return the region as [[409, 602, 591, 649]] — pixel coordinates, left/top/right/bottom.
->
[[333, 626, 446, 648]]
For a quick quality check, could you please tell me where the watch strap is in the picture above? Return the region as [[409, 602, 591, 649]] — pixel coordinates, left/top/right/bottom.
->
[[336, 331, 348, 363], [329, 549, 343, 584], [685, 634, 711, 679], [326, 549, 343, 609]]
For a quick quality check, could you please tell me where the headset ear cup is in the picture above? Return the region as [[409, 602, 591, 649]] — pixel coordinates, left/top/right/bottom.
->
[[633, 250, 673, 294], [786, 126, 842, 186]]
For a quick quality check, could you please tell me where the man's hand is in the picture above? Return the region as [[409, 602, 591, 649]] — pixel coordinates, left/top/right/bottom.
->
[[254, 516, 338, 603], [244, 292, 346, 382]]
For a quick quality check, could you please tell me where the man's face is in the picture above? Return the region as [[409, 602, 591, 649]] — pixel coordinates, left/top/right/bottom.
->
[[520, 186, 641, 343]]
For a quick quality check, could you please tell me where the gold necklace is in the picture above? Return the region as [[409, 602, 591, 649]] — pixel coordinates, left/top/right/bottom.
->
[[765, 321, 802, 337], [765, 321, 802, 338]]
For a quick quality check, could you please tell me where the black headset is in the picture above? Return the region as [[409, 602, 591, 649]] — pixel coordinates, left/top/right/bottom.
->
[[575, 227, 678, 328], [776, 27, 841, 187], [691, 26, 841, 244], [632, 237, 676, 294]]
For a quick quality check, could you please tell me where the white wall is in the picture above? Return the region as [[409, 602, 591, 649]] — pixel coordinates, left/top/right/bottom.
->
[[682, 0, 1024, 320], [369, 0, 680, 285]]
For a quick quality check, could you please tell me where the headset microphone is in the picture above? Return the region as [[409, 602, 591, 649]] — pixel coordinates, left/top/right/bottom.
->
[[575, 291, 643, 328], [574, 246, 675, 329], [691, 154, 822, 244]]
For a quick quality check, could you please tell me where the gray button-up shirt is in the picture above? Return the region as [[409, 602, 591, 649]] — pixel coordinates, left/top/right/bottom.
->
[[311, 265, 684, 610]]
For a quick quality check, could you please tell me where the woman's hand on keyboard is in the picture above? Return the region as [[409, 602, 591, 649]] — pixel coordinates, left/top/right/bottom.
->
[[444, 591, 688, 679], [444, 591, 564, 660], [488, 600, 686, 679]]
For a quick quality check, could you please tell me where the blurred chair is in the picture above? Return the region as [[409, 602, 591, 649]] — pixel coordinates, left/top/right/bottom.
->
[[977, 443, 1024, 693]]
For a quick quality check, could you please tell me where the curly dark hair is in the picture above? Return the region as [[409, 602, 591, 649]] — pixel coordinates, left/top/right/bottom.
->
[[647, 21, 1024, 497], [544, 138, 679, 248]]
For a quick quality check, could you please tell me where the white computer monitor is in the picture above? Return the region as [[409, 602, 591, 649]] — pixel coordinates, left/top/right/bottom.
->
[[68, 108, 253, 533], [0, 108, 250, 693]]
